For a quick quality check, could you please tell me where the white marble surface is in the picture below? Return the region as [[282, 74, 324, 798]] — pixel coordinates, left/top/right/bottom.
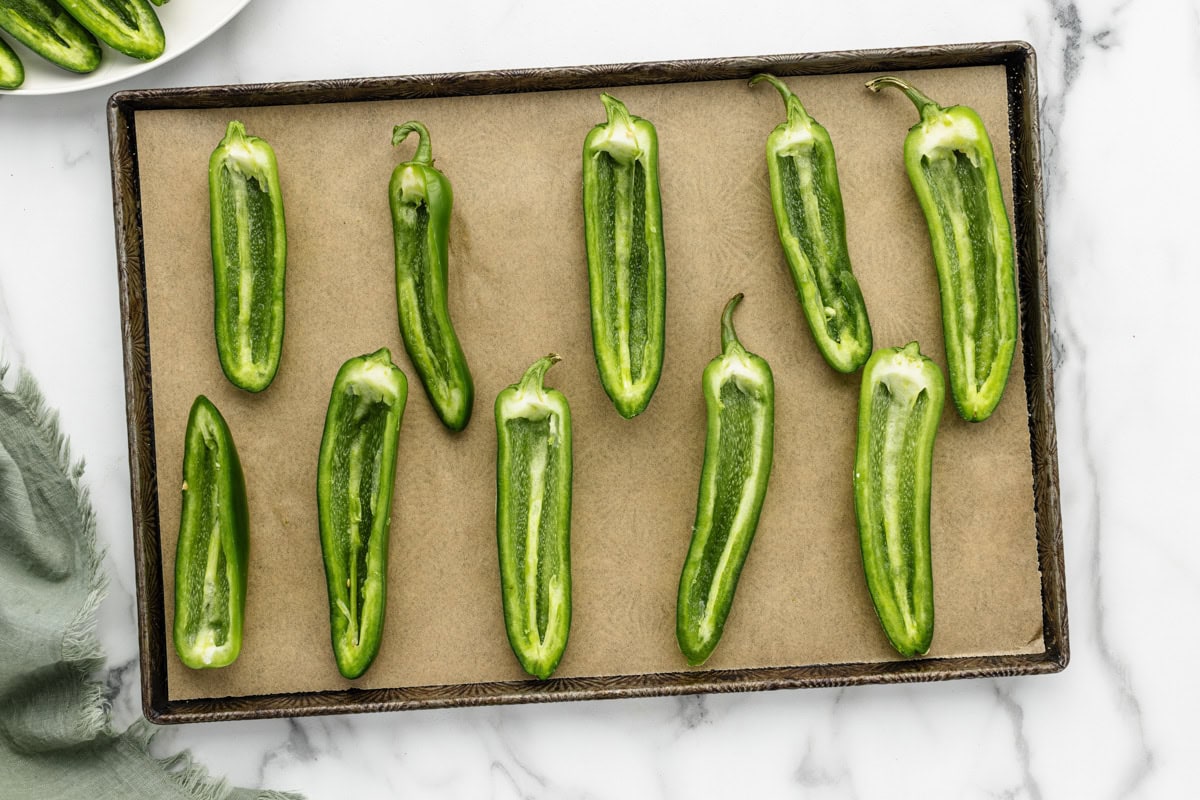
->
[[2, 0, 1198, 796]]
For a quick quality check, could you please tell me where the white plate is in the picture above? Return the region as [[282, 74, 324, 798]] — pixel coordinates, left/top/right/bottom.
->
[[5, 0, 252, 96]]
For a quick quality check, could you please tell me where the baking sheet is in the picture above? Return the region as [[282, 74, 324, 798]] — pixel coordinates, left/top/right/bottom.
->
[[134, 64, 1043, 703]]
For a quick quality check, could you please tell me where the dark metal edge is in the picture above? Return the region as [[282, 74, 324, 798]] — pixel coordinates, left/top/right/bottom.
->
[[156, 654, 1063, 724], [1004, 44, 1069, 669], [110, 40, 1066, 724], [108, 41, 1032, 110], [108, 96, 169, 722]]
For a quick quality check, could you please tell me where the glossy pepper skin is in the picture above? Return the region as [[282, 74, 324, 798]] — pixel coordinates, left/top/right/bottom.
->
[[0, 1, 101, 74], [677, 295, 775, 666], [751, 74, 872, 373], [495, 355, 573, 679], [0, 36, 22, 88], [853, 342, 945, 657], [317, 349, 408, 679], [389, 122, 474, 431], [582, 94, 667, 419], [173, 396, 249, 670], [867, 76, 1017, 422], [209, 121, 288, 393], [58, 0, 163, 61]]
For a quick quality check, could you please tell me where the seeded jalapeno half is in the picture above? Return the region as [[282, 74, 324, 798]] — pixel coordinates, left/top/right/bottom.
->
[[582, 94, 667, 419], [853, 342, 945, 657], [316, 349, 408, 679], [677, 295, 775, 666], [389, 121, 475, 431], [173, 396, 249, 670], [209, 121, 288, 393], [751, 73, 872, 373], [495, 354, 573, 679], [867, 76, 1017, 422]]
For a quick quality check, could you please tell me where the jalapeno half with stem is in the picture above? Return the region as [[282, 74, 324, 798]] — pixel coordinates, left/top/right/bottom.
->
[[173, 396, 249, 670], [867, 76, 1017, 422], [495, 354, 573, 679], [751, 74, 872, 373], [390, 121, 475, 431], [317, 348, 408, 679], [677, 294, 775, 666], [853, 341, 945, 657], [582, 94, 667, 419], [209, 121, 288, 393]]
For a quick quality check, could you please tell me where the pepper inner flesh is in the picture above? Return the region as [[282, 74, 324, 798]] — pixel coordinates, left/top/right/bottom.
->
[[394, 198, 452, 401], [864, 381, 929, 641], [594, 151, 651, 388], [6, 2, 75, 48], [182, 421, 232, 659], [686, 379, 764, 638], [219, 163, 277, 371], [326, 390, 389, 648], [504, 414, 566, 646], [7, 3, 69, 47], [921, 149, 1000, 390], [93, 0, 137, 29], [778, 146, 849, 342]]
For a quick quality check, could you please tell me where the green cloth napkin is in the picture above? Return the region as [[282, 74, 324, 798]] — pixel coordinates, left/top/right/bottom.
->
[[0, 366, 302, 800]]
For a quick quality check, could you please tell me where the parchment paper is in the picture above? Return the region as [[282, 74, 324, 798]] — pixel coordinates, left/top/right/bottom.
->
[[135, 65, 1043, 702]]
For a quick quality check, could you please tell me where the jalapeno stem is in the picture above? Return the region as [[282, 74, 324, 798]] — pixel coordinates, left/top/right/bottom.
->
[[519, 353, 562, 396], [601, 93, 635, 134], [750, 73, 812, 125], [865, 76, 942, 119], [392, 121, 433, 163], [720, 293, 745, 352]]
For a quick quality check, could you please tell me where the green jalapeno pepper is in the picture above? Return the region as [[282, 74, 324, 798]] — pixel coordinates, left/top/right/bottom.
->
[[495, 354, 573, 679], [209, 121, 288, 394], [317, 348, 408, 679], [173, 395, 249, 670], [750, 74, 872, 373], [389, 122, 475, 431], [582, 94, 667, 419], [0, 1, 101, 74], [677, 295, 775, 666], [0, 36, 22, 88], [853, 342, 945, 657], [867, 76, 1017, 422], [58, 0, 164, 61]]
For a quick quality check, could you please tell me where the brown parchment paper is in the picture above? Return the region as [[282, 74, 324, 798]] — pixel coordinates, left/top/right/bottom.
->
[[136, 65, 1043, 703]]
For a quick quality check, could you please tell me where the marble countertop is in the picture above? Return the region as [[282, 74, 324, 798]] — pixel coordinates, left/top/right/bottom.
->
[[2, 0, 1196, 796]]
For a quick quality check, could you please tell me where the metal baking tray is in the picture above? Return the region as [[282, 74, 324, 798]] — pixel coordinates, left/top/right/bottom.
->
[[109, 40, 1065, 724]]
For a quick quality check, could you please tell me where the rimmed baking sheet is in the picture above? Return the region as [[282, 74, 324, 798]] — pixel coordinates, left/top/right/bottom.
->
[[109, 40, 1065, 723]]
